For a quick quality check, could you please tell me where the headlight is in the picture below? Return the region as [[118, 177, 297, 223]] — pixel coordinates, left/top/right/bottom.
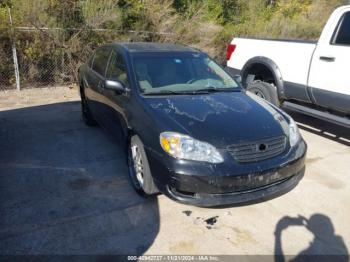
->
[[288, 116, 301, 147], [160, 132, 223, 163]]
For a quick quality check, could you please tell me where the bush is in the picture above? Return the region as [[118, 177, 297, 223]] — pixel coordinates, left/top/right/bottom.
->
[[0, 0, 348, 88]]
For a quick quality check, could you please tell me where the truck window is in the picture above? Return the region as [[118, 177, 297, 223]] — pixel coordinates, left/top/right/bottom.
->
[[334, 12, 350, 46]]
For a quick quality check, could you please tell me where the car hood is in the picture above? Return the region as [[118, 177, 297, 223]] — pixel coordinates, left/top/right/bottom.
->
[[143, 91, 289, 148]]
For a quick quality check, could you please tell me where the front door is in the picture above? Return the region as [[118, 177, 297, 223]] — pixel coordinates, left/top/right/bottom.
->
[[308, 11, 350, 114], [102, 49, 131, 145]]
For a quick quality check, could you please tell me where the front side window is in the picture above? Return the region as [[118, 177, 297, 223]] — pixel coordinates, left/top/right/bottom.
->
[[92, 47, 110, 76], [334, 12, 350, 45], [106, 50, 129, 86], [132, 53, 239, 94]]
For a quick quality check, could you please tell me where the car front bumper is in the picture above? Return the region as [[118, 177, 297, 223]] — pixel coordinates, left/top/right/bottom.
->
[[146, 139, 307, 207]]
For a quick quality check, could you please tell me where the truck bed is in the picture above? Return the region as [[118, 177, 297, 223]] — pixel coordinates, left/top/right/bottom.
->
[[234, 37, 317, 44], [227, 37, 317, 86]]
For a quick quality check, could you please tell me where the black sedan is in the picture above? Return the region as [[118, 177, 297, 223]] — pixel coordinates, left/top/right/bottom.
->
[[78, 42, 307, 207]]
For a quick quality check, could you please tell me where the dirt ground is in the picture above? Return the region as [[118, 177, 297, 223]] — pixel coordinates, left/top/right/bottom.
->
[[0, 87, 349, 259]]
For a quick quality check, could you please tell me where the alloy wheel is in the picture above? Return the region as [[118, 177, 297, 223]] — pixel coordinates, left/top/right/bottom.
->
[[131, 144, 144, 187]]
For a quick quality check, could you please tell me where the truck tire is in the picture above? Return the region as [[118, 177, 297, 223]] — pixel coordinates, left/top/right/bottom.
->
[[247, 81, 280, 106], [128, 135, 159, 196]]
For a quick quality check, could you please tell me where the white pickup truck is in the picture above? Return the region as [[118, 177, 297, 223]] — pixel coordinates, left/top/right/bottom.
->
[[226, 5, 350, 128]]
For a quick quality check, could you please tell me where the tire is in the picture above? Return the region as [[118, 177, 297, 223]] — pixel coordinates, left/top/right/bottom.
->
[[128, 135, 158, 195], [80, 86, 98, 126], [247, 81, 280, 106]]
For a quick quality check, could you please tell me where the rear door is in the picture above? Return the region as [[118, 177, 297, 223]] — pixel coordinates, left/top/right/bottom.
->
[[102, 49, 131, 145], [308, 11, 350, 114], [87, 46, 111, 122]]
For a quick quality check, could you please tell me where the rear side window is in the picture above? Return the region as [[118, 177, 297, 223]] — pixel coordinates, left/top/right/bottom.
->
[[333, 12, 350, 45], [92, 47, 111, 76]]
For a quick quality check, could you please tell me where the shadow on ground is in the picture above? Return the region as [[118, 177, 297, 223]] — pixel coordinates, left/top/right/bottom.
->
[[0, 101, 159, 255], [284, 109, 350, 147], [274, 214, 349, 261]]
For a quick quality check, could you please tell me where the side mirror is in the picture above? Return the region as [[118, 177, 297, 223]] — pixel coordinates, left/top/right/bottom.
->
[[104, 80, 125, 93], [233, 75, 242, 84]]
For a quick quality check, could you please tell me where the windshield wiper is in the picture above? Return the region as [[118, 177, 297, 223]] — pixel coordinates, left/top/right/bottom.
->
[[143, 90, 190, 96], [190, 87, 239, 94], [143, 87, 240, 96]]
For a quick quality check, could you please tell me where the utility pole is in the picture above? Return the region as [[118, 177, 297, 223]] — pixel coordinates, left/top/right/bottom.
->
[[8, 6, 20, 91]]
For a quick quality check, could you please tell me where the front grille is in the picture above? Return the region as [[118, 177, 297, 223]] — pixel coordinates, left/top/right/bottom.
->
[[227, 136, 287, 163]]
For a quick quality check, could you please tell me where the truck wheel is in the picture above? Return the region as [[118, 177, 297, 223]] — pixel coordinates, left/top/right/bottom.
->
[[247, 81, 280, 106], [128, 135, 159, 196]]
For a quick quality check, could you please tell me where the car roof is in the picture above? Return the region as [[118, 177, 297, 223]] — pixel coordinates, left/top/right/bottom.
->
[[112, 42, 200, 53]]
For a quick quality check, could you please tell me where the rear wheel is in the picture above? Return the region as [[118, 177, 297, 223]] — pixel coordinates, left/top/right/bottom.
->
[[247, 81, 280, 106], [80, 85, 98, 126], [128, 135, 158, 195]]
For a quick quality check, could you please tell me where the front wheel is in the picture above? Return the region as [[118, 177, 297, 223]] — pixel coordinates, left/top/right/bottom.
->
[[247, 81, 280, 107], [128, 135, 158, 195]]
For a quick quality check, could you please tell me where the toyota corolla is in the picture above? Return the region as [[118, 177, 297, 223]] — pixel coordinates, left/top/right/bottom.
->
[[78, 42, 307, 207]]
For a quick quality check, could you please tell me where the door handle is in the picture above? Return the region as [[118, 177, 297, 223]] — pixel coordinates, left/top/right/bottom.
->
[[319, 56, 335, 62]]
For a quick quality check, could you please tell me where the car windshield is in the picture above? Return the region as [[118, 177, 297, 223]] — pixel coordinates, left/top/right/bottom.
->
[[132, 53, 239, 95]]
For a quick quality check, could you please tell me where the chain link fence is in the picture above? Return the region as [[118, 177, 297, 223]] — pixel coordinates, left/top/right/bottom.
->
[[0, 27, 165, 91], [0, 28, 15, 90], [1, 30, 114, 91]]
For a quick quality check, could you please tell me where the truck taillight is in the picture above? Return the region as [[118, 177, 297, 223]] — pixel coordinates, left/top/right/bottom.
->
[[226, 44, 236, 60]]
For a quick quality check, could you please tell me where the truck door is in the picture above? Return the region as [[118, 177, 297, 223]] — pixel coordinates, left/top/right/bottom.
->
[[308, 11, 350, 114]]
